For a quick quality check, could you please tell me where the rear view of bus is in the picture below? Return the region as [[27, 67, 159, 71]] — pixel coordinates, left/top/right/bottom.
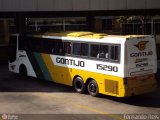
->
[[124, 35, 157, 96]]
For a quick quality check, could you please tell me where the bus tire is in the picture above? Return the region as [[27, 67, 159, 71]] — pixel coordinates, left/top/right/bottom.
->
[[73, 77, 85, 94], [87, 79, 99, 97], [19, 65, 27, 77]]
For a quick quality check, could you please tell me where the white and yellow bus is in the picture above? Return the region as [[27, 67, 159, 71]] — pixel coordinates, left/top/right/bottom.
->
[[8, 31, 157, 97]]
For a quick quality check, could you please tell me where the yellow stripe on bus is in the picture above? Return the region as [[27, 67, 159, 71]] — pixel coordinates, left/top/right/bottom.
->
[[41, 53, 73, 86], [41, 53, 55, 81]]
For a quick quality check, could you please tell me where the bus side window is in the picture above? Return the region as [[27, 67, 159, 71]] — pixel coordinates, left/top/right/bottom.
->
[[34, 38, 42, 52], [90, 44, 99, 58], [28, 38, 35, 52], [55, 41, 64, 55], [81, 43, 89, 56], [30, 38, 39, 52], [73, 43, 81, 56], [98, 45, 109, 60], [43, 39, 59, 54], [110, 45, 119, 61], [19, 36, 30, 51], [43, 39, 50, 53], [64, 42, 71, 55], [20, 37, 30, 52]]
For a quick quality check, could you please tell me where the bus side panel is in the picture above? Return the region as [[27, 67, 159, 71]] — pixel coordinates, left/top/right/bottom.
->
[[40, 53, 73, 85], [29, 52, 125, 96], [70, 69, 125, 96], [48, 55, 125, 96]]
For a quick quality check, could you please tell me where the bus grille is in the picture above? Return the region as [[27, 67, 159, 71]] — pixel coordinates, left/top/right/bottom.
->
[[105, 80, 119, 95]]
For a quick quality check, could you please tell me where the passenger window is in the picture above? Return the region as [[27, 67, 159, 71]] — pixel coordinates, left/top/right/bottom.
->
[[34, 38, 43, 52], [97, 45, 109, 60], [55, 41, 64, 55], [19, 36, 31, 51], [28, 38, 38, 52], [110, 46, 119, 61], [73, 43, 81, 56], [43, 39, 64, 55], [64, 42, 71, 55], [43, 39, 51, 53], [22, 36, 32, 51], [81, 43, 89, 56], [90, 44, 99, 58]]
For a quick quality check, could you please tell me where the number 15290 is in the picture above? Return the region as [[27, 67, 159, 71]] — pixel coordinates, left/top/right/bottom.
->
[[96, 64, 118, 72]]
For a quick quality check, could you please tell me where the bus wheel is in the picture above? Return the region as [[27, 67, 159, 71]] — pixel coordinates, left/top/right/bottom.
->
[[87, 80, 99, 97], [19, 65, 27, 77], [73, 77, 85, 94]]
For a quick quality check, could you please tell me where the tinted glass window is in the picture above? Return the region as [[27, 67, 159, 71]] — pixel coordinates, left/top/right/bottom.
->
[[43, 39, 57, 54], [64, 42, 71, 55], [73, 43, 81, 56], [43, 39, 64, 55], [81, 43, 89, 56], [33, 38, 43, 52], [19, 36, 30, 51], [43, 39, 52, 53], [22, 36, 34, 52], [97, 45, 109, 60], [56, 41, 64, 55], [110, 46, 119, 61], [90, 44, 99, 58]]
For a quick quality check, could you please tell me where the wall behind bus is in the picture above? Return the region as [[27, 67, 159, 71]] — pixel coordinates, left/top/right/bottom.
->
[[0, 0, 160, 12]]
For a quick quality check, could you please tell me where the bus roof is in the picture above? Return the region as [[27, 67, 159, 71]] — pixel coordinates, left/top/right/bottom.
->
[[32, 31, 149, 39]]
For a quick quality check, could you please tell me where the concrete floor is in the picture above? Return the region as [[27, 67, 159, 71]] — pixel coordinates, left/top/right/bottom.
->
[[0, 65, 160, 120]]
